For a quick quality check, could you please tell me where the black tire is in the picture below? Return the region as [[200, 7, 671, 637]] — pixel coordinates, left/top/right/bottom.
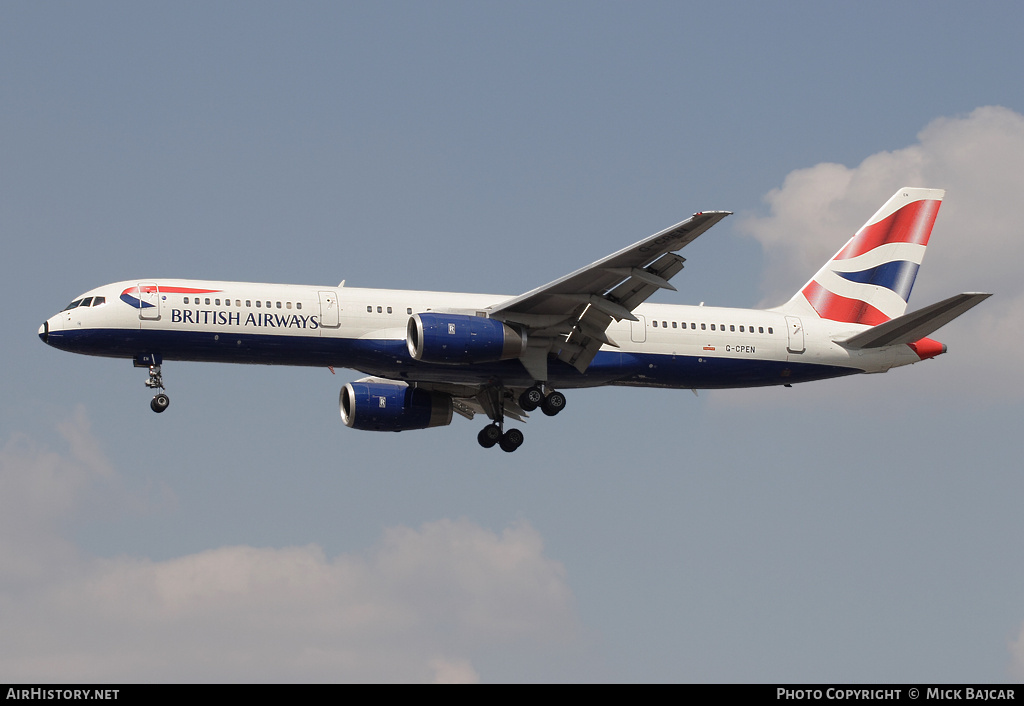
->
[[151, 394, 170, 413], [518, 386, 543, 411], [541, 390, 566, 416], [499, 427, 524, 452], [477, 424, 501, 448]]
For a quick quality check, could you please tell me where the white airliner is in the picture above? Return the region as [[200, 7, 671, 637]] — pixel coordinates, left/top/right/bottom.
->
[[40, 187, 989, 451]]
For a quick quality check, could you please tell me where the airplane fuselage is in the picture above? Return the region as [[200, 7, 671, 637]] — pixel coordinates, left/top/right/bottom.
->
[[40, 278, 919, 392]]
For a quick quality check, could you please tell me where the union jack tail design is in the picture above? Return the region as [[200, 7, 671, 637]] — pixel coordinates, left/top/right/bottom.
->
[[783, 187, 945, 325]]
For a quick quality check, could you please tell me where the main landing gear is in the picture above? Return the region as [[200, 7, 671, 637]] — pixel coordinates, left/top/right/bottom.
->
[[517, 385, 566, 416], [145, 364, 169, 413], [477, 423, 524, 453], [476, 385, 566, 452]]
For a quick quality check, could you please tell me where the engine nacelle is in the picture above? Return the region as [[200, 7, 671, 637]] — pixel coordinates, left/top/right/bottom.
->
[[340, 381, 453, 432], [407, 313, 526, 364]]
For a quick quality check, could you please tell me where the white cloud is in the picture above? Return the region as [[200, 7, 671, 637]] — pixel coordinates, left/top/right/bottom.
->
[[1009, 621, 1024, 681], [736, 106, 1024, 401], [0, 418, 579, 683], [0, 407, 108, 585], [429, 657, 480, 684]]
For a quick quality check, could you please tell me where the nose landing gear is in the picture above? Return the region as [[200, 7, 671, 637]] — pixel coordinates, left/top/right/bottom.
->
[[144, 364, 169, 413]]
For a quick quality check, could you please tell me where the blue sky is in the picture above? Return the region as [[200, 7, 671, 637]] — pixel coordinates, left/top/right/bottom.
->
[[3, 1, 1024, 682]]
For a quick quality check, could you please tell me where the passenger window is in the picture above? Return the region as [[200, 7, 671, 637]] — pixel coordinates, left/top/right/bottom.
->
[[407, 308, 412, 315], [286, 302, 292, 309], [367, 306, 372, 313], [701, 323, 706, 330], [710, 324, 715, 331], [246, 300, 251, 307], [691, 323, 696, 330], [759, 327, 764, 333], [739, 326, 744, 332], [768, 327, 774, 334], [730, 325, 735, 332], [653, 321, 658, 328], [662, 321, 667, 328], [387, 307, 393, 314], [276, 302, 282, 309], [256, 301, 261, 308], [296, 302, 302, 310], [184, 297, 190, 304], [215, 299, 221, 306], [377, 306, 382, 313], [672, 322, 677, 328]]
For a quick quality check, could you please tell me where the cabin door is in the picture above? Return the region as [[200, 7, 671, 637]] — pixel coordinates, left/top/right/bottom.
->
[[630, 316, 647, 344], [137, 283, 160, 320], [785, 316, 805, 354], [319, 291, 340, 328]]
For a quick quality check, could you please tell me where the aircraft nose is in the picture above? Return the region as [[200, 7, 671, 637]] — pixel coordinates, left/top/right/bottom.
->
[[39, 315, 61, 345]]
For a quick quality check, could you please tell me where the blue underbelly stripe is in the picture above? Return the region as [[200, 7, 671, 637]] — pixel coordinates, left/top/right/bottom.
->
[[45, 328, 860, 389]]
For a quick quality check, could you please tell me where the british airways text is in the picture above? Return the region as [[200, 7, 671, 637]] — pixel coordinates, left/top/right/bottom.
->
[[170, 309, 320, 329]]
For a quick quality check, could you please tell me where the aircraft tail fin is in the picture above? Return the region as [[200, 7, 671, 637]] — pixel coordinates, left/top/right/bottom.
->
[[837, 292, 991, 349], [779, 187, 945, 324]]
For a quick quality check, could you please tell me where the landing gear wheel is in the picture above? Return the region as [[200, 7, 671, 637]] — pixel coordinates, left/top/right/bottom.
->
[[499, 428, 524, 453], [518, 386, 543, 412], [541, 390, 566, 416], [150, 393, 170, 413], [477, 423, 502, 449]]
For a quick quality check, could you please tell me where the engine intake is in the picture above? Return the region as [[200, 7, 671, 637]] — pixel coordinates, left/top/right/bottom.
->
[[407, 313, 526, 364], [340, 381, 453, 432]]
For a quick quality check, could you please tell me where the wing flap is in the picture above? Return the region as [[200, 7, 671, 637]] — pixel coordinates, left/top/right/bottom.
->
[[409, 382, 531, 423]]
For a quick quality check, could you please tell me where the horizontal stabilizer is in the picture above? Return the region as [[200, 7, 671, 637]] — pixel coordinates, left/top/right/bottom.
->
[[838, 292, 992, 349]]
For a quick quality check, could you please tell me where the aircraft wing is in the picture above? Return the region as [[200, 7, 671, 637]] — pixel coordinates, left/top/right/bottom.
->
[[490, 210, 731, 377], [391, 380, 530, 423]]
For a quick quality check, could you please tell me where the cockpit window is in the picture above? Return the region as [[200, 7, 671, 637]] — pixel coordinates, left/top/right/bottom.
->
[[62, 296, 106, 311]]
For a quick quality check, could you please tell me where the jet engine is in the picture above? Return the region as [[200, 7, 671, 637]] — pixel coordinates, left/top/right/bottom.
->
[[340, 381, 454, 432], [407, 313, 526, 364]]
